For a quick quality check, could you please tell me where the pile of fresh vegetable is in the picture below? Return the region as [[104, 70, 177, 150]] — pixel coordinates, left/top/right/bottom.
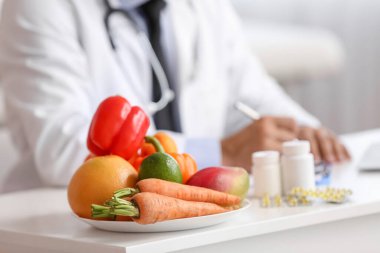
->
[[67, 95, 250, 225], [92, 179, 241, 224]]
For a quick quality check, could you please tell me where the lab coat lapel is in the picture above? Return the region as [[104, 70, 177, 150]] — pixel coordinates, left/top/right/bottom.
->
[[169, 0, 198, 91], [168, 1, 225, 137]]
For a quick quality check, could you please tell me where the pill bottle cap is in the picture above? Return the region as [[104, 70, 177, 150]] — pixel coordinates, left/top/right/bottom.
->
[[282, 140, 310, 156], [252, 151, 280, 166]]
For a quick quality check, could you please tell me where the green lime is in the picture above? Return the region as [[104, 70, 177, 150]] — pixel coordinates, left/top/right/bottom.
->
[[138, 153, 182, 183]]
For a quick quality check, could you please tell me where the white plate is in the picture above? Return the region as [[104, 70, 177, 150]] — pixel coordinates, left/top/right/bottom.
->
[[78, 199, 251, 233]]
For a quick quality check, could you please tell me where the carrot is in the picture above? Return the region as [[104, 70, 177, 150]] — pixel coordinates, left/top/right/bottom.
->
[[92, 192, 227, 224], [115, 215, 133, 221], [114, 178, 241, 206]]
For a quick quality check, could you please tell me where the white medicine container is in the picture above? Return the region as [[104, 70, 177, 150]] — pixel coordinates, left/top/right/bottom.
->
[[252, 151, 282, 197], [281, 140, 316, 194]]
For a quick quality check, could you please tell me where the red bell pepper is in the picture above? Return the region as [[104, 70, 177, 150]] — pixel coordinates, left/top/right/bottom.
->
[[87, 95, 150, 160]]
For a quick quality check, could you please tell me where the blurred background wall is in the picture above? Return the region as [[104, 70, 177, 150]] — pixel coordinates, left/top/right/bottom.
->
[[232, 0, 380, 134], [1, 0, 379, 133]]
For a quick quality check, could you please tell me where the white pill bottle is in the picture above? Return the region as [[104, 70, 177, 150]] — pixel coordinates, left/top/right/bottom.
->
[[252, 151, 282, 198], [281, 140, 316, 194]]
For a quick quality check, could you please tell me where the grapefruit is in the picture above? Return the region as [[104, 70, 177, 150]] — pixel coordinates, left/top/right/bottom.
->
[[67, 155, 137, 219]]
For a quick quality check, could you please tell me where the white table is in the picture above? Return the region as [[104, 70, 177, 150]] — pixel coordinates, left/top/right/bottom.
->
[[1, 130, 380, 253]]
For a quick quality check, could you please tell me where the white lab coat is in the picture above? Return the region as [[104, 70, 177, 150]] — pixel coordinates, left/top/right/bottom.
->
[[0, 0, 318, 192]]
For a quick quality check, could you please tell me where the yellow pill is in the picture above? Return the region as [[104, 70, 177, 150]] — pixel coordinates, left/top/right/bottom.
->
[[300, 189, 307, 197], [261, 195, 271, 208], [288, 199, 298, 207], [274, 195, 282, 207]]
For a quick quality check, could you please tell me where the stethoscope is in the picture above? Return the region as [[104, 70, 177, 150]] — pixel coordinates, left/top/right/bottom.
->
[[103, 0, 175, 115]]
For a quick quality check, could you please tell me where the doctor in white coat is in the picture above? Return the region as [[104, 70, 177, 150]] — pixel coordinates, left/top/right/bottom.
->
[[0, 0, 349, 192]]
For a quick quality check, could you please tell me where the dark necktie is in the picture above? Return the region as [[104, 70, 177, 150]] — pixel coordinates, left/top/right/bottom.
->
[[140, 0, 182, 132]]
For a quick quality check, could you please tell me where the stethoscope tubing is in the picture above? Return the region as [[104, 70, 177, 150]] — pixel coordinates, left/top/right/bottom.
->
[[103, 0, 175, 114]]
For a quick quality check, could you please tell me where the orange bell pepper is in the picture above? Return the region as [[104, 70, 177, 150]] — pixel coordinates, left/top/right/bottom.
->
[[140, 131, 178, 155], [168, 153, 197, 183], [140, 142, 156, 157], [154, 132, 178, 153], [129, 136, 164, 171], [130, 135, 197, 183]]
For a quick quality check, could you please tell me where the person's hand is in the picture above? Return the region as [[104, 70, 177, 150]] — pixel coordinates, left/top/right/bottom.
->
[[221, 116, 298, 171], [297, 126, 350, 164]]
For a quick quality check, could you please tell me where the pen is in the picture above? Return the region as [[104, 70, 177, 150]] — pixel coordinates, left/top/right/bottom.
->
[[234, 101, 261, 120]]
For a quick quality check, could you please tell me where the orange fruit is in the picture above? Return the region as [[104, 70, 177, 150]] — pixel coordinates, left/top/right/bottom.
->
[[67, 155, 137, 219]]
